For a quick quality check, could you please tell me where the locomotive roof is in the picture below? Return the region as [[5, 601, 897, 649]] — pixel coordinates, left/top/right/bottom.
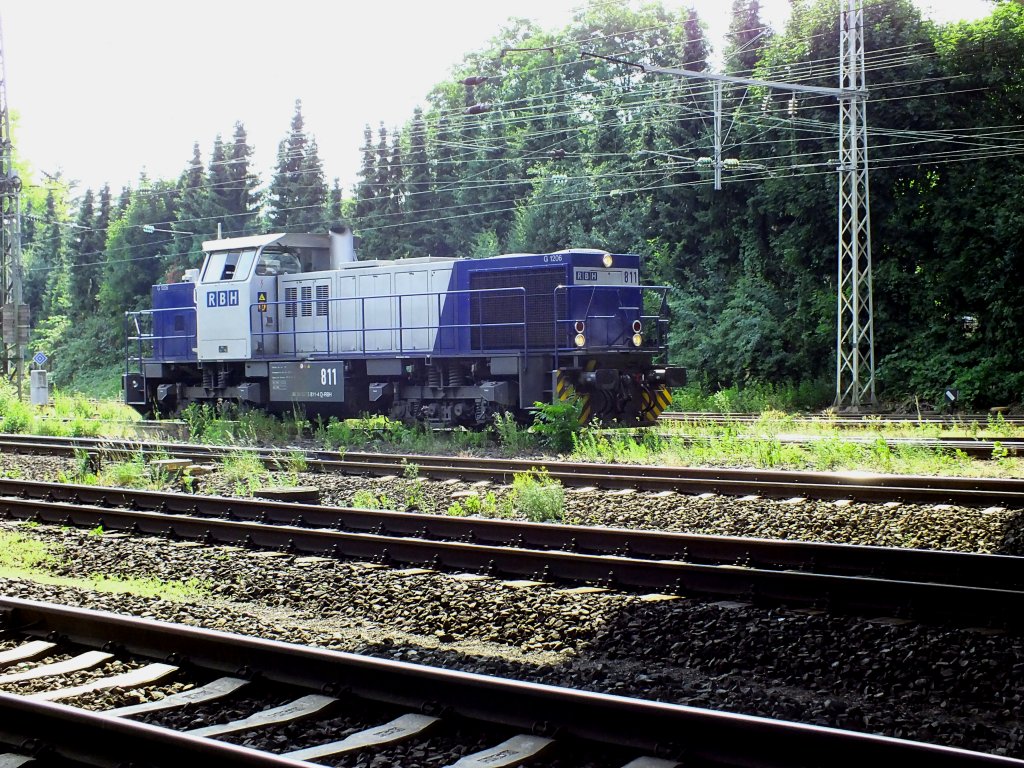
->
[[201, 233, 330, 252]]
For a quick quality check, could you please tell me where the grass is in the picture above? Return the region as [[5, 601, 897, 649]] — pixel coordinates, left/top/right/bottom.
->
[[57, 450, 176, 490], [0, 381, 140, 439], [568, 425, 1018, 477], [1, 373, 1019, 478], [218, 451, 289, 496], [0, 528, 209, 601]]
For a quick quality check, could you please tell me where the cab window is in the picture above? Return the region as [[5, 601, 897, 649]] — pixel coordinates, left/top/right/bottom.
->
[[201, 249, 256, 282], [255, 250, 302, 276]]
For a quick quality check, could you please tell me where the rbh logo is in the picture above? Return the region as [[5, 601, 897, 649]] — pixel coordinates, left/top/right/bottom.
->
[[207, 289, 239, 308]]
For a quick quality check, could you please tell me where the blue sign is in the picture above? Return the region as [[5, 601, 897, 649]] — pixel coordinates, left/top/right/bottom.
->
[[207, 289, 239, 308], [32, 351, 47, 366]]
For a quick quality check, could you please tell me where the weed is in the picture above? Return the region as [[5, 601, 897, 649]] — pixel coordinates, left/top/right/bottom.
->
[[319, 417, 357, 449], [351, 489, 394, 509], [0, 398, 33, 433], [447, 491, 501, 518], [450, 427, 490, 451], [87, 525, 104, 537], [446, 501, 469, 516], [285, 450, 308, 473], [508, 469, 564, 522], [492, 411, 532, 453], [218, 452, 273, 496], [404, 480, 428, 511], [401, 460, 420, 480]]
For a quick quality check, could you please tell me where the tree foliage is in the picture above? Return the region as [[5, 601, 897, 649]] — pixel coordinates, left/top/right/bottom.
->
[[17, 0, 1024, 407]]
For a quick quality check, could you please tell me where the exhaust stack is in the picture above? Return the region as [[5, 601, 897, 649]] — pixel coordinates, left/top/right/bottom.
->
[[329, 225, 356, 267]]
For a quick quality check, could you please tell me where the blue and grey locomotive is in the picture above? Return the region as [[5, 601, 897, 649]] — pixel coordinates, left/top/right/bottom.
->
[[123, 228, 685, 426]]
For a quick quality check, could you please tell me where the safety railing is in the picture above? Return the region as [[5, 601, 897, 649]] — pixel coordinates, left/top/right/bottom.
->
[[124, 307, 198, 375], [249, 286, 530, 358]]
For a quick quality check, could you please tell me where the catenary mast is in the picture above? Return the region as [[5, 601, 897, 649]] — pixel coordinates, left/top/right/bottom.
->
[[0, 13, 25, 397]]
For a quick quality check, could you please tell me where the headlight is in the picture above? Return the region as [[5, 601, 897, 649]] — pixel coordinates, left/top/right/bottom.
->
[[602, 253, 613, 268], [632, 333, 643, 347], [574, 333, 586, 347]]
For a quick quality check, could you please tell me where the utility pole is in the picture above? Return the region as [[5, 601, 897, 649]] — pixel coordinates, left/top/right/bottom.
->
[[584, 0, 877, 410], [0, 13, 26, 399]]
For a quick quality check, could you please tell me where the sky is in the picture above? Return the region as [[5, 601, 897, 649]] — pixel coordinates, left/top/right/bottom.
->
[[2, 0, 993, 200]]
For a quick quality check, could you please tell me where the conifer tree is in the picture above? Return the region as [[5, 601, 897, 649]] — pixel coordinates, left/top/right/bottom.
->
[[169, 142, 207, 273], [224, 121, 259, 236], [374, 123, 391, 213], [354, 123, 376, 220], [268, 99, 327, 230], [205, 134, 229, 232], [427, 113, 459, 258], [23, 188, 64, 321], [68, 187, 108, 319], [402, 107, 432, 257], [328, 178, 343, 224], [724, 0, 771, 75]]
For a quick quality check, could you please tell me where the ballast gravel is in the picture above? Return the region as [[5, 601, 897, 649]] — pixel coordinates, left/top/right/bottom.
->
[[1, 451, 1023, 757], [1, 519, 1023, 758], [0, 451, 1021, 554]]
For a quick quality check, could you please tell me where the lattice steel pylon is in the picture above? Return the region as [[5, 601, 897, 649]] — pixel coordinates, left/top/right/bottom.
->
[[0, 13, 24, 395], [835, 0, 876, 410]]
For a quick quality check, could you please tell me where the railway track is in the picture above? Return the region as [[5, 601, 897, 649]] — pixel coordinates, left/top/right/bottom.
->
[[1, 477, 1021, 627], [660, 410, 1024, 427], [0, 597, 1019, 767], [605, 428, 1024, 459], [1, 433, 1024, 506]]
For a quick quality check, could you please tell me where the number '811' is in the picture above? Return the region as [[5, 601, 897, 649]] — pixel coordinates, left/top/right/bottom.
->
[[320, 368, 338, 386]]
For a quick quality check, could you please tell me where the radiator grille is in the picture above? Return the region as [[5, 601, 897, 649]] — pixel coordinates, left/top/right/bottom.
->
[[284, 287, 298, 318], [315, 284, 329, 316], [300, 286, 313, 317], [469, 266, 566, 349]]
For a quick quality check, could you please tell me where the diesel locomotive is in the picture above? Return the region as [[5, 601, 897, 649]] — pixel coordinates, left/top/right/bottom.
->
[[123, 227, 685, 426]]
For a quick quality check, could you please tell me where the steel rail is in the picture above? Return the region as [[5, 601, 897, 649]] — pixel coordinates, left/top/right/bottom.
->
[[336, 451, 1024, 502], [1, 476, 1021, 591], [0, 597, 1019, 768], [3, 434, 1024, 504], [0, 489, 1022, 626]]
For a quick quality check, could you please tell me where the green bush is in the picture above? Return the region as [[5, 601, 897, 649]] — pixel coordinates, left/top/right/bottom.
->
[[531, 398, 584, 452]]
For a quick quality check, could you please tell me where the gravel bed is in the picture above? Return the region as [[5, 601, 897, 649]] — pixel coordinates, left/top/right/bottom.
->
[[1, 451, 1021, 554], [1, 521, 1023, 757], [2, 451, 1024, 757], [208, 469, 1024, 555]]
